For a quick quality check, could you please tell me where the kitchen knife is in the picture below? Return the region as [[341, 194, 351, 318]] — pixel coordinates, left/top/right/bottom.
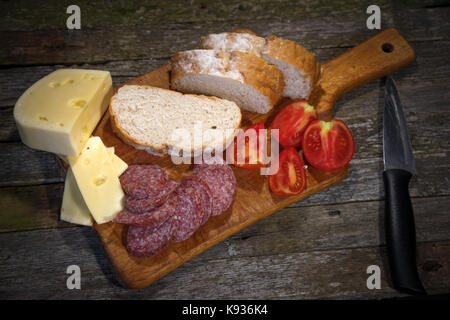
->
[[383, 75, 426, 295]]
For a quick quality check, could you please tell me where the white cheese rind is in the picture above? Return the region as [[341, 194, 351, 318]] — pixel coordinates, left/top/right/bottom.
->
[[14, 69, 113, 156], [68, 136, 125, 224]]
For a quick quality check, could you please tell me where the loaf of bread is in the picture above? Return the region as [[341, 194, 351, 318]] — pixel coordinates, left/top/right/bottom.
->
[[200, 32, 319, 100], [109, 85, 242, 156], [170, 49, 285, 114]]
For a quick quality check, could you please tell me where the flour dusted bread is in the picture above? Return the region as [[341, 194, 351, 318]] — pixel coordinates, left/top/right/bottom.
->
[[200, 32, 265, 57], [262, 35, 319, 99], [109, 85, 241, 156], [200, 32, 319, 100], [170, 50, 284, 114]]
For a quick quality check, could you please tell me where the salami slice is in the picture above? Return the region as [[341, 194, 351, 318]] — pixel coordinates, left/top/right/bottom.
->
[[126, 216, 173, 257], [125, 179, 179, 213], [171, 184, 203, 242], [193, 164, 236, 216], [113, 195, 177, 228], [119, 165, 168, 199], [180, 176, 213, 225]]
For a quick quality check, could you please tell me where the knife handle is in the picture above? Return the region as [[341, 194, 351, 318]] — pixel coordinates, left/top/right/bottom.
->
[[383, 169, 426, 295]]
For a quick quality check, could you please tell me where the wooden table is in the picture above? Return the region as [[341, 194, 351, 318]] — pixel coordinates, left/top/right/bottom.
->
[[0, 0, 449, 299]]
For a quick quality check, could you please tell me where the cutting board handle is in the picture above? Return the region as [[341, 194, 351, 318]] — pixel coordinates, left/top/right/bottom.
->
[[311, 28, 416, 119]]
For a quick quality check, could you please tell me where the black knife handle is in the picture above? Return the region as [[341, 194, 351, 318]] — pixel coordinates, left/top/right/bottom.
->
[[383, 169, 426, 295]]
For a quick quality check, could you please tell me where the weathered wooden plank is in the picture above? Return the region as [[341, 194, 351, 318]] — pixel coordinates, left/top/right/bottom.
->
[[0, 183, 70, 233], [0, 107, 20, 142], [0, 143, 65, 187], [303, 153, 450, 206], [10, 194, 450, 260], [209, 196, 450, 261], [1, 37, 449, 115], [0, 134, 448, 201], [0, 0, 449, 300], [0, 223, 448, 299], [392, 1, 450, 41], [0, 9, 396, 66], [342, 111, 450, 162], [0, 0, 391, 31], [1, 1, 448, 66], [332, 39, 450, 118]]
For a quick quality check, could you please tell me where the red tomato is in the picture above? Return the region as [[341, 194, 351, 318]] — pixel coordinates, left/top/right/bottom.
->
[[268, 147, 307, 196], [302, 119, 355, 172], [227, 122, 268, 169], [270, 100, 318, 148]]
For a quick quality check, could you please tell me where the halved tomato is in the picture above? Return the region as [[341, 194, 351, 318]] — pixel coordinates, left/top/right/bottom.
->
[[227, 122, 268, 169], [302, 119, 355, 172], [268, 147, 307, 196], [270, 100, 318, 148]]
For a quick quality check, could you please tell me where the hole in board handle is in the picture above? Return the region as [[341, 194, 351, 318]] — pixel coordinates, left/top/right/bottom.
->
[[382, 43, 394, 53]]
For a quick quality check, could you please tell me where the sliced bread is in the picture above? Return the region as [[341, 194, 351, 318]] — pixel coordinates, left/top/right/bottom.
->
[[109, 85, 242, 156], [199, 32, 319, 100], [170, 49, 285, 114]]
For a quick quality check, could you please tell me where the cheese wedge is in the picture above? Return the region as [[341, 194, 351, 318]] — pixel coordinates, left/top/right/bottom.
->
[[60, 146, 128, 226], [67, 137, 125, 224], [14, 69, 112, 156], [108, 147, 128, 176], [61, 168, 95, 226]]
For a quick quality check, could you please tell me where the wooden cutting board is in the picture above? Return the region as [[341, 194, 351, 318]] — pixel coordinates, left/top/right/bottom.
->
[[91, 28, 415, 289]]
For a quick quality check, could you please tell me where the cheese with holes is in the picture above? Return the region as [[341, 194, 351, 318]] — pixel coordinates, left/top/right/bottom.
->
[[61, 146, 128, 226], [68, 137, 125, 224], [14, 69, 113, 156]]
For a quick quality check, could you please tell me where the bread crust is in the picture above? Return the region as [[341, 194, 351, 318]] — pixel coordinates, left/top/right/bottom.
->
[[230, 28, 258, 36], [109, 85, 242, 156], [200, 32, 265, 57], [170, 50, 285, 112], [199, 32, 319, 99], [262, 35, 320, 94]]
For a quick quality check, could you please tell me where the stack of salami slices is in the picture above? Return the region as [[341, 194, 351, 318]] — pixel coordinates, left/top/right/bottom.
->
[[114, 161, 236, 257]]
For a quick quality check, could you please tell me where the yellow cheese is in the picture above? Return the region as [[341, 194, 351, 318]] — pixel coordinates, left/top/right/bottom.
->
[[68, 136, 125, 224], [14, 69, 113, 156], [109, 148, 128, 176], [61, 168, 94, 226], [61, 146, 128, 226]]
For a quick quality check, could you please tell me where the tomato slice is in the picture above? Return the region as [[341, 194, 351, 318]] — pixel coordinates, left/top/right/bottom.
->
[[227, 122, 268, 169], [302, 119, 355, 172], [268, 147, 307, 196], [270, 100, 317, 148]]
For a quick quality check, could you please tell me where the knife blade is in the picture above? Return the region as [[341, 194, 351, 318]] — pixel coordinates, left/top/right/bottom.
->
[[383, 75, 426, 295]]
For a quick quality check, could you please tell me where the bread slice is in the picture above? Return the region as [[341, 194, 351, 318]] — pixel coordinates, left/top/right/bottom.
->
[[109, 85, 242, 157], [262, 35, 319, 99], [170, 50, 285, 114], [199, 32, 319, 100]]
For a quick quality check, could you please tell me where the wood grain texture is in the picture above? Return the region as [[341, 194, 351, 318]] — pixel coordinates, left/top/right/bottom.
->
[[0, 0, 391, 31], [1, 146, 448, 234], [311, 28, 416, 119], [0, 1, 396, 66], [0, 143, 65, 187], [1, 0, 449, 299], [1, 220, 449, 299], [86, 29, 417, 289], [92, 65, 347, 289], [0, 183, 71, 232]]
